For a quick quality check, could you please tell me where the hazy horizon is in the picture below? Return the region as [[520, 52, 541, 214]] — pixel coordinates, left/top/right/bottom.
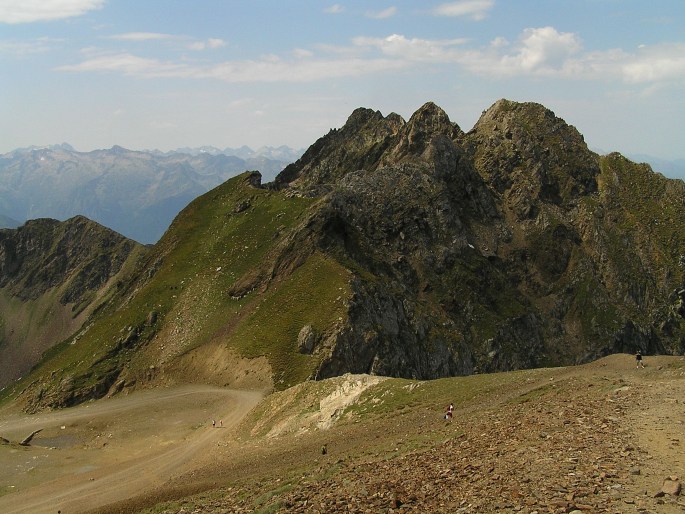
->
[[1, 1, 684, 161]]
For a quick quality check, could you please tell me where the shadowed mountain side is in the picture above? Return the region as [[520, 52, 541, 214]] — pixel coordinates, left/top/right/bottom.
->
[[0, 216, 145, 388]]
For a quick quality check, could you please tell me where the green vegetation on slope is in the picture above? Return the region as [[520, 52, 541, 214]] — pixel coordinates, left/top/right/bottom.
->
[[231, 251, 350, 389], [599, 153, 685, 271], [1, 172, 353, 407]]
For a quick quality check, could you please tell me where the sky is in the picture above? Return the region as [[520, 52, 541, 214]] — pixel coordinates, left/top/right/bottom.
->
[[1, 0, 684, 162]]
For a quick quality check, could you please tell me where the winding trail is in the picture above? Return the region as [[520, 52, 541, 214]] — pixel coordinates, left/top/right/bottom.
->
[[0, 386, 264, 514]]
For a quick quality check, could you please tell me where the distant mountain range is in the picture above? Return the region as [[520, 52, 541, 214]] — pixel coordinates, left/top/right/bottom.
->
[[0, 214, 20, 229], [0, 144, 302, 243], [164, 144, 303, 162]]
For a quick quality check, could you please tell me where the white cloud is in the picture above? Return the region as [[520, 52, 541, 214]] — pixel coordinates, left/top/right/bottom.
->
[[150, 120, 177, 130], [204, 56, 406, 82], [293, 48, 314, 58], [108, 32, 174, 41], [57, 51, 406, 82], [108, 32, 226, 51], [366, 7, 397, 19], [0, 37, 57, 55], [621, 43, 685, 83], [227, 98, 255, 109], [188, 38, 226, 50], [353, 34, 467, 62], [0, 0, 105, 24], [456, 26, 582, 76], [189, 38, 227, 50], [503, 26, 582, 73], [56, 52, 193, 77], [456, 28, 685, 87], [206, 38, 226, 49], [324, 4, 345, 14], [55, 27, 685, 90], [490, 37, 508, 49], [431, 0, 494, 21]]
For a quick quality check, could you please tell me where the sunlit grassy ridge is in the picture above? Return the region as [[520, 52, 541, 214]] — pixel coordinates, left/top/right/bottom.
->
[[1, 173, 351, 405]]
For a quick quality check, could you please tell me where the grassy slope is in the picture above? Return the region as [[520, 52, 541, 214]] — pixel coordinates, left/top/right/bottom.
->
[[596, 155, 685, 333], [1, 173, 352, 408], [0, 238, 148, 390]]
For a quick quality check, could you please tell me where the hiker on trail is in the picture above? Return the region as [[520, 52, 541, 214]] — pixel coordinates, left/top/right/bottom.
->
[[212, 419, 216, 428], [444, 403, 453, 421], [636, 351, 645, 369], [220, 420, 223, 427]]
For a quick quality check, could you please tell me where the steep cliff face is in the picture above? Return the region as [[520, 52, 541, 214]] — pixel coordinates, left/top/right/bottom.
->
[[4, 99, 684, 413], [277, 99, 684, 376], [0, 217, 144, 388]]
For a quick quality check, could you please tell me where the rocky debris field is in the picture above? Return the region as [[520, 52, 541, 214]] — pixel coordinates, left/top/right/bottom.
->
[[136, 355, 684, 514]]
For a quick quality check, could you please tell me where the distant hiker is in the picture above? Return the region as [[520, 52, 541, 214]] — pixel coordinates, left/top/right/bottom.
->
[[220, 420, 223, 427], [448, 403, 454, 414], [636, 351, 645, 369], [444, 404, 453, 421], [212, 419, 216, 428]]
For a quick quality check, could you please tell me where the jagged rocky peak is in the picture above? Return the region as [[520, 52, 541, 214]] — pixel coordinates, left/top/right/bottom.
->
[[405, 101, 461, 141], [380, 102, 465, 175], [273, 107, 406, 190], [275, 102, 467, 191], [466, 98, 600, 208], [473, 99, 584, 144]]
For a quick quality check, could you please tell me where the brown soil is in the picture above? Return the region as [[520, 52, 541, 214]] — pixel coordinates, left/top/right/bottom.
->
[[1, 354, 684, 514], [0, 386, 264, 514]]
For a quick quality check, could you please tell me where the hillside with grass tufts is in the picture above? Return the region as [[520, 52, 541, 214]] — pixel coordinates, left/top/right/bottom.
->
[[0, 99, 683, 416], [0, 216, 144, 389]]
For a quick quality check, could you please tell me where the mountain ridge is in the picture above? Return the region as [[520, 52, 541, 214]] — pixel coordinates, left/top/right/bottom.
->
[[0, 98, 683, 413]]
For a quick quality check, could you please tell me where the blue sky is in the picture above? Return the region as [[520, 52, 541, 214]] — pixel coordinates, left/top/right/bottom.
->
[[1, 0, 684, 161]]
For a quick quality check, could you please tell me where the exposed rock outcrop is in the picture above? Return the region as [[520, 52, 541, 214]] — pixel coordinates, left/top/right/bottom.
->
[[275, 99, 684, 377]]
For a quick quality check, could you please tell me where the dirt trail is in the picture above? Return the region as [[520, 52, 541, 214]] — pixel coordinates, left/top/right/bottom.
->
[[0, 386, 264, 514], [620, 359, 685, 511], [2, 356, 684, 514], [145, 355, 685, 514]]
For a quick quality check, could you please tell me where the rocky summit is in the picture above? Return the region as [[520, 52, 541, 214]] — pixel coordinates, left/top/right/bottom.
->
[[272, 99, 684, 378], [0, 99, 683, 413]]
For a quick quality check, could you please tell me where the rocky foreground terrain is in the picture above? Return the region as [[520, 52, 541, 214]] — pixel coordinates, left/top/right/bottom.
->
[[82, 355, 684, 514]]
